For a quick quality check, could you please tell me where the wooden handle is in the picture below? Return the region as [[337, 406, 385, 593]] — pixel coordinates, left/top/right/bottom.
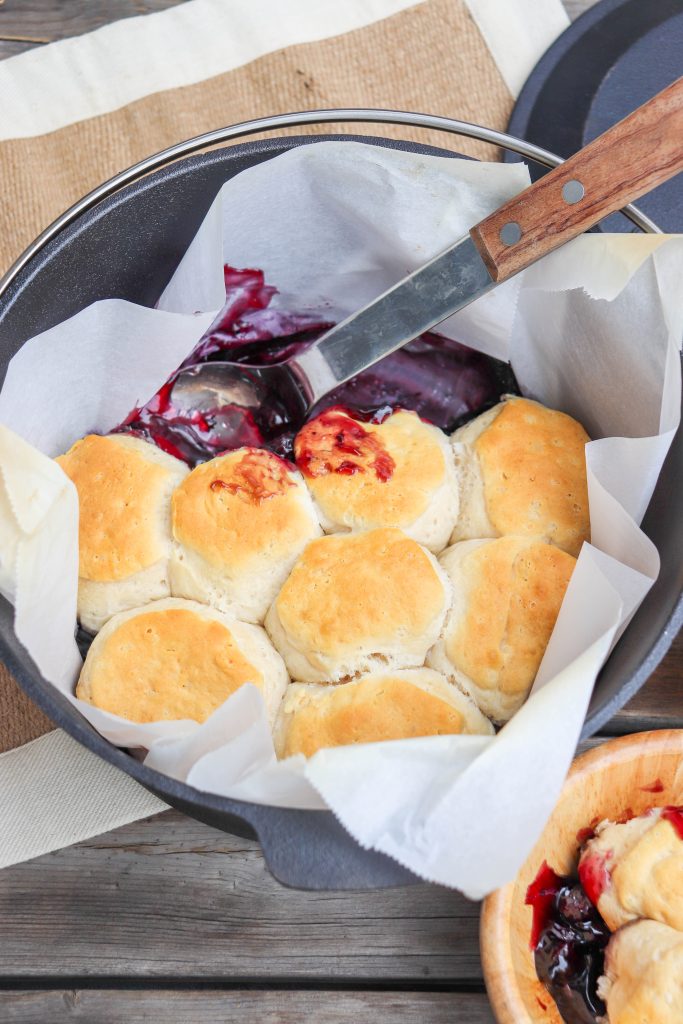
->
[[470, 77, 683, 282]]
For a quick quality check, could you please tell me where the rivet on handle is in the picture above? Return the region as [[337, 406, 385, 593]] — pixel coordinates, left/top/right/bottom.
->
[[499, 221, 522, 246], [562, 179, 585, 204]]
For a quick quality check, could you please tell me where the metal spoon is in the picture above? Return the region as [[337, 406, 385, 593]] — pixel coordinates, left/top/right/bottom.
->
[[172, 78, 683, 428]]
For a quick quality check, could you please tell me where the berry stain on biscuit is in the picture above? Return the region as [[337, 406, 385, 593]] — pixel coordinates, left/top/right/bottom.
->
[[295, 407, 395, 482], [208, 448, 294, 504]]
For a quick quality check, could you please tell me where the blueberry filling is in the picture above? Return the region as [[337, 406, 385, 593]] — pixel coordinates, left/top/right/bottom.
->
[[115, 265, 518, 466], [526, 861, 610, 1024]]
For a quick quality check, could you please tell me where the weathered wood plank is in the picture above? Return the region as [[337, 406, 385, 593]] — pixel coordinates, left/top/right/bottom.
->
[[0, 988, 498, 1024], [0, 39, 40, 59], [0, 811, 482, 982], [605, 633, 683, 734], [0, 0, 594, 50], [0, 1, 187, 45], [0, 0, 594, 68], [0, 729, 667, 985]]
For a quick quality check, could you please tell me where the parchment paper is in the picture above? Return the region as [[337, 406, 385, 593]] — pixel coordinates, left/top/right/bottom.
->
[[0, 142, 680, 895]]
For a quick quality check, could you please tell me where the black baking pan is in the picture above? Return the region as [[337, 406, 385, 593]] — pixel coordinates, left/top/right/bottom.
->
[[0, 131, 681, 890], [505, 0, 683, 233]]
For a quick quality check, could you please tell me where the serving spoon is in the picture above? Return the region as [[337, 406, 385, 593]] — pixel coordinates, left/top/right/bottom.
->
[[172, 78, 683, 429]]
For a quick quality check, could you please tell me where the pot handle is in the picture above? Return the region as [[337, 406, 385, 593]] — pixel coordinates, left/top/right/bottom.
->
[[239, 803, 420, 890], [471, 76, 683, 282]]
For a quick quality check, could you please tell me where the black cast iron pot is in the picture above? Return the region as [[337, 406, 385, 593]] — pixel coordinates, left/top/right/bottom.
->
[[0, 125, 680, 889]]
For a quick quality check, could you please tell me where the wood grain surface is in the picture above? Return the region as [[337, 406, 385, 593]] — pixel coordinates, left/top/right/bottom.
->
[[1, 990, 495, 1024], [607, 634, 683, 733], [0, 0, 186, 59], [0, 2, 680, 1023], [0, 812, 481, 982]]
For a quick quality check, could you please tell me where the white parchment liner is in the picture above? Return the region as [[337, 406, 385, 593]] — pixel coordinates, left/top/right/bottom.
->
[[0, 143, 680, 896]]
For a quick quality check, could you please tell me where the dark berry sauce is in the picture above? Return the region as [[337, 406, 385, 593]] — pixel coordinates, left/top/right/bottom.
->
[[640, 778, 665, 794], [577, 849, 612, 907], [115, 265, 518, 466], [662, 804, 683, 839], [575, 820, 599, 847], [526, 861, 610, 1024]]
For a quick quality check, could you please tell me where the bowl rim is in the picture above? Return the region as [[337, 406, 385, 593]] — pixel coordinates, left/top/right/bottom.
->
[[480, 728, 683, 1024]]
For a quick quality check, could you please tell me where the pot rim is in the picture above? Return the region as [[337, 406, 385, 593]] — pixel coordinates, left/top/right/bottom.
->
[[0, 106, 659, 302], [0, 120, 676, 889]]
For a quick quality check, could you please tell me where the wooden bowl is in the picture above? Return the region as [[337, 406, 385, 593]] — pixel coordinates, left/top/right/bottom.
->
[[480, 729, 683, 1024]]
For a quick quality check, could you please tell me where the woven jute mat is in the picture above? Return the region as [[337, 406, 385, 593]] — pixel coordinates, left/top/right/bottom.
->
[[0, 0, 513, 753], [0, 0, 513, 277]]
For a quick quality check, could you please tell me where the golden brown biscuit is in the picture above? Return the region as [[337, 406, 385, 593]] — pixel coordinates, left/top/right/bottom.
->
[[275, 669, 493, 758], [597, 920, 683, 1024], [450, 396, 590, 557], [77, 597, 288, 725], [56, 433, 188, 632], [427, 536, 575, 722], [170, 447, 321, 622], [265, 528, 451, 683], [579, 808, 683, 932], [294, 407, 458, 552]]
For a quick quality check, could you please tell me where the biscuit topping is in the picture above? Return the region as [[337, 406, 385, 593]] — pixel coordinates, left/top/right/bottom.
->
[[209, 448, 294, 504], [77, 606, 263, 724], [56, 434, 177, 582], [295, 407, 395, 482]]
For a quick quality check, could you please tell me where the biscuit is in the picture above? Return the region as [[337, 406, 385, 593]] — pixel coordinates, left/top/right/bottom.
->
[[56, 433, 188, 632], [294, 407, 458, 552], [597, 920, 683, 1024], [265, 528, 451, 683], [579, 808, 683, 932], [76, 597, 288, 725], [450, 396, 590, 557], [275, 668, 493, 758], [170, 447, 321, 623], [426, 536, 575, 723]]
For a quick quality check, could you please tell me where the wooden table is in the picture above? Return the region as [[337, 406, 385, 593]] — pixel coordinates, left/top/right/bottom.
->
[[0, 2, 680, 1021]]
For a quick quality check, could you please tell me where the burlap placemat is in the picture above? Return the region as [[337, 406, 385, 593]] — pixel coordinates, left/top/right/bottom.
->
[[0, 664, 53, 753], [0, 0, 513, 280]]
